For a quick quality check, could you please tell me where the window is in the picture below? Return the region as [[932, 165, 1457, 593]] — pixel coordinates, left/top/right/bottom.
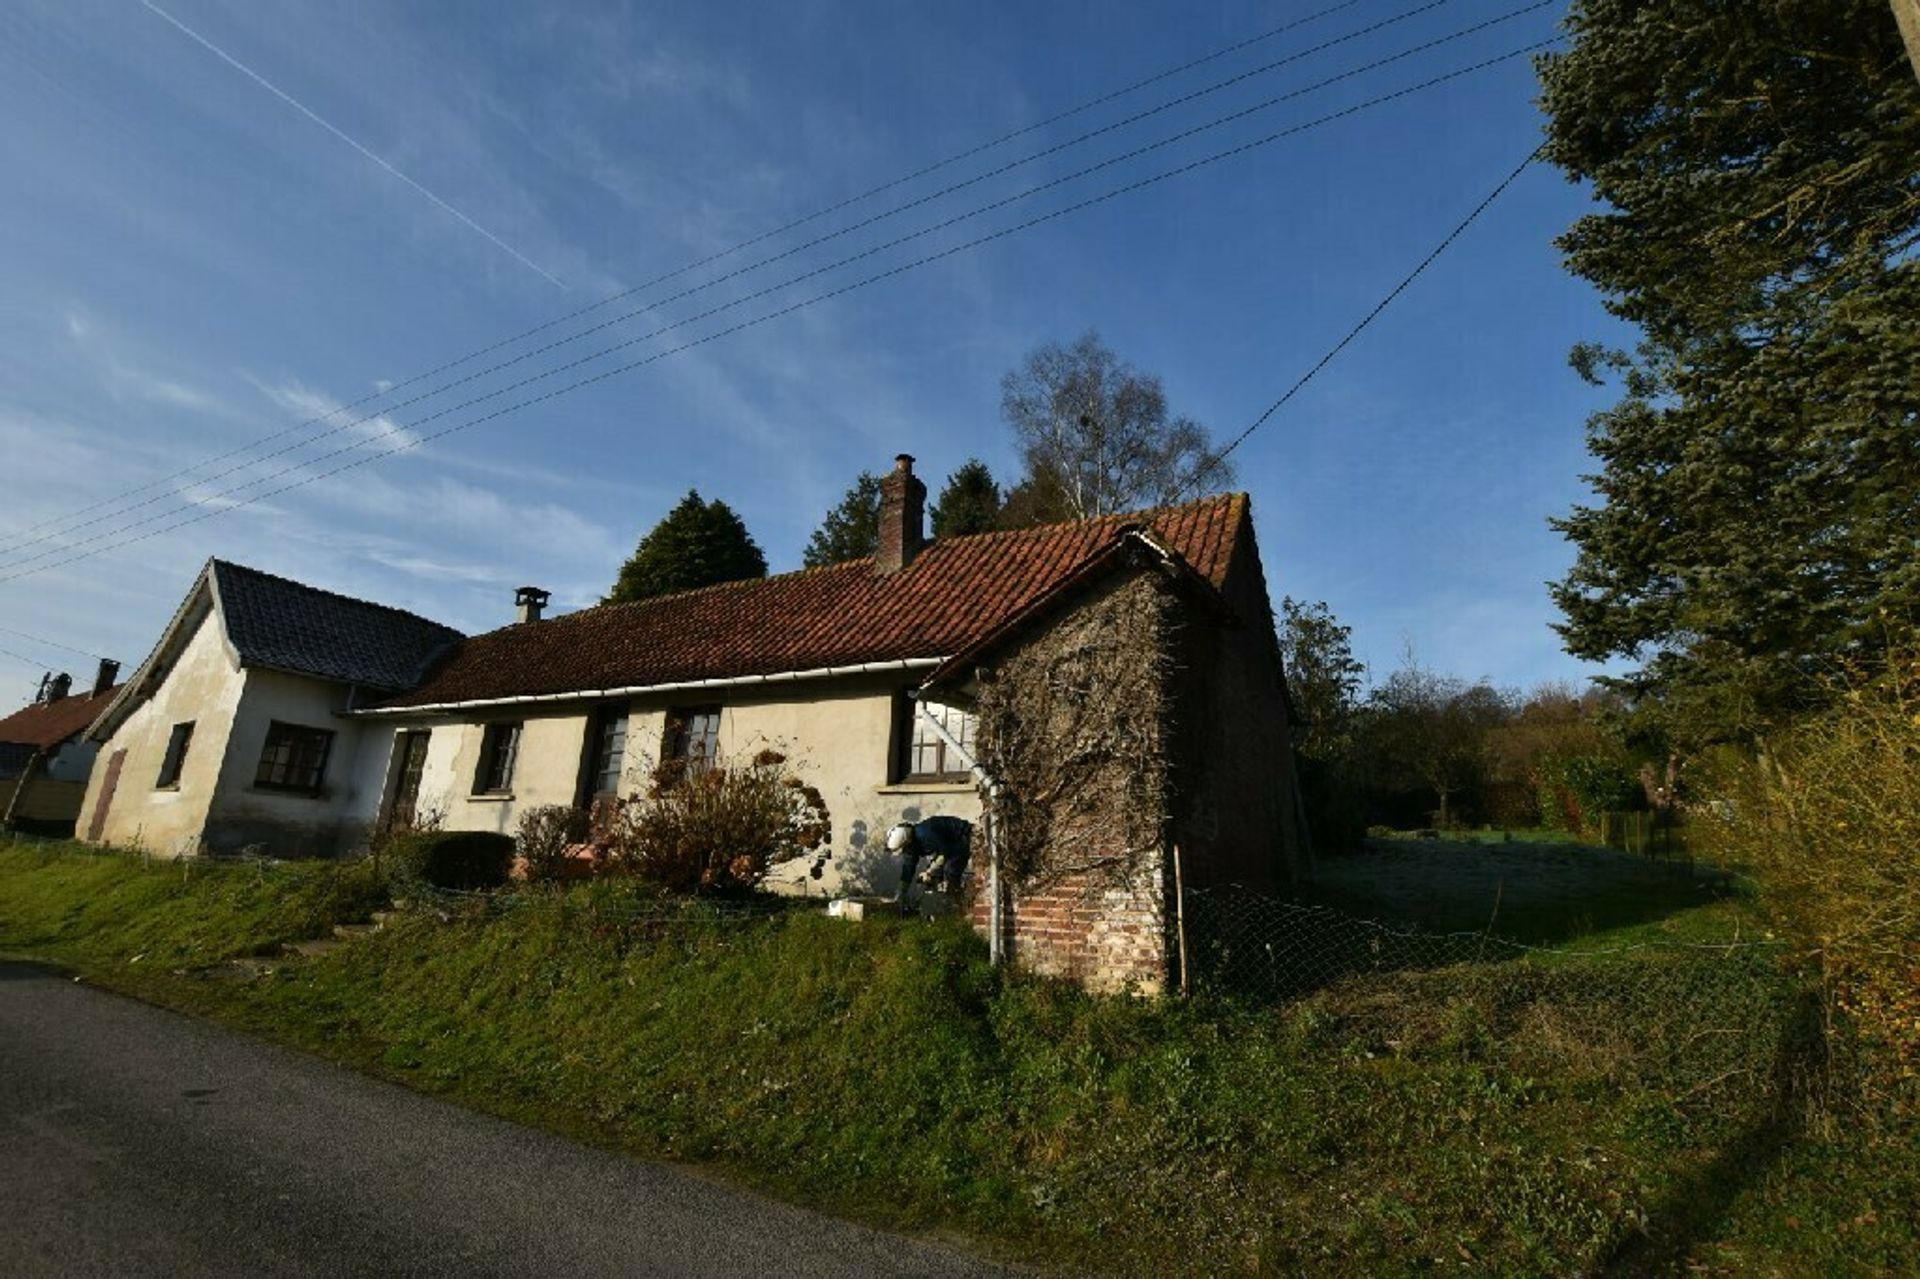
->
[[897, 698, 976, 782], [580, 705, 629, 803], [155, 721, 195, 789], [663, 707, 720, 775], [473, 722, 522, 795], [253, 721, 334, 793]]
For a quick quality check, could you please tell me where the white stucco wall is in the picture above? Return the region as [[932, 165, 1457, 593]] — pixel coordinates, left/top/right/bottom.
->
[[79, 602, 401, 858], [79, 604, 244, 856], [200, 668, 393, 857], [372, 673, 981, 896]]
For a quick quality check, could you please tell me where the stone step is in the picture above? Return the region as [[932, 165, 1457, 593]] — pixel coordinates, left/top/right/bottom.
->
[[331, 923, 379, 940], [281, 938, 340, 959]]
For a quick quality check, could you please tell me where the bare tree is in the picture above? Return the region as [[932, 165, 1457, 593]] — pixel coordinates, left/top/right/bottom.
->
[[999, 331, 1232, 519], [1363, 658, 1512, 829]]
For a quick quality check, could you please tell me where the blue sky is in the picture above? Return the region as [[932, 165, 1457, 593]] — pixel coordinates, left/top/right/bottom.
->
[[0, 0, 1629, 703]]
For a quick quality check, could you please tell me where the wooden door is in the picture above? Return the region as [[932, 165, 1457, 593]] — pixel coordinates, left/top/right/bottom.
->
[[387, 731, 431, 830], [85, 749, 125, 843]]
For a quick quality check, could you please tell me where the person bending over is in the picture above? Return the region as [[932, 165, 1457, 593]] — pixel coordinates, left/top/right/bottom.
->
[[885, 815, 973, 906]]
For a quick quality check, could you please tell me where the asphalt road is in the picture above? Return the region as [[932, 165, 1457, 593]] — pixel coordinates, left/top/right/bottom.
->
[[0, 961, 1001, 1277]]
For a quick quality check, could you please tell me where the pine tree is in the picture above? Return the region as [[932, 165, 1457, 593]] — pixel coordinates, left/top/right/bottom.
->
[[604, 490, 767, 604], [928, 459, 1002, 538], [995, 460, 1074, 530], [1539, 0, 1920, 743], [801, 472, 882, 568]]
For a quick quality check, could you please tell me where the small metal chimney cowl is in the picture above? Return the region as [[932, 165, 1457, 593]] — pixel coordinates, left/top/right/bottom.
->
[[515, 586, 551, 624], [46, 672, 72, 702], [92, 658, 120, 698]]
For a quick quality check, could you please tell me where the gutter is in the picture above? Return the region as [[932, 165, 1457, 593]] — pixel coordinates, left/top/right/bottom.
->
[[348, 658, 946, 717]]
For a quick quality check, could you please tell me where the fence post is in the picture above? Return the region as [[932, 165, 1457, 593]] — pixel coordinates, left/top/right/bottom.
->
[[1173, 842, 1191, 998], [986, 788, 1004, 967]]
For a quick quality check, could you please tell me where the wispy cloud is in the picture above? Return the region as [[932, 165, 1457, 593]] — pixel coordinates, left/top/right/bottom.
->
[[140, 0, 566, 290], [65, 305, 229, 415], [250, 377, 419, 450], [360, 550, 511, 586]]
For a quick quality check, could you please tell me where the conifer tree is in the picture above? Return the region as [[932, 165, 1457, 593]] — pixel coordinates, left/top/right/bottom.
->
[[1539, 0, 1920, 741], [605, 490, 767, 604], [929, 459, 1002, 538], [801, 472, 882, 568]]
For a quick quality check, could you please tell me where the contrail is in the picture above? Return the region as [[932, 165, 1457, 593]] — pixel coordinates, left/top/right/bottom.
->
[[140, 0, 566, 289]]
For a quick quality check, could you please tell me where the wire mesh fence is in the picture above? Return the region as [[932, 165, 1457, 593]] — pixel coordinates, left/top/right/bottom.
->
[[1183, 885, 1774, 995], [1182, 884, 1813, 1120]]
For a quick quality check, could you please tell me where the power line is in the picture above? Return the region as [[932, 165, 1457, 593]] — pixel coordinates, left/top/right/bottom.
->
[[0, 39, 1557, 587], [6, 10, 1555, 573], [9, 0, 1470, 563], [0, 644, 52, 673], [1174, 147, 1544, 502], [5, 35, 1553, 575], [7, 0, 1400, 547], [11, 0, 1478, 562], [0, 624, 105, 661]]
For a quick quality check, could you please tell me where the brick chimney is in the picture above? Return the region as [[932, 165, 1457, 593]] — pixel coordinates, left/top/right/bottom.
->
[[515, 586, 550, 624], [91, 659, 119, 698], [876, 454, 926, 574], [46, 672, 72, 702]]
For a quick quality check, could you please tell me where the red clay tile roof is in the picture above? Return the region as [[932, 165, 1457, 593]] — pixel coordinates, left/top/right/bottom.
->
[[0, 685, 123, 753], [374, 492, 1252, 709]]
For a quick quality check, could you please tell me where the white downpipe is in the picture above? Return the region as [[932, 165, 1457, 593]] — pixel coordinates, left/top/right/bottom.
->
[[911, 692, 1003, 966]]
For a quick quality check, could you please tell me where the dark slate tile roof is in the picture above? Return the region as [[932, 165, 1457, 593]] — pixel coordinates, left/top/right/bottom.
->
[[373, 493, 1252, 709], [211, 561, 464, 691], [0, 684, 122, 752]]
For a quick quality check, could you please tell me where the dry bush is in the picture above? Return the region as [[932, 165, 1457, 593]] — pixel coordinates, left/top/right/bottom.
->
[[515, 804, 590, 883], [1695, 656, 1920, 1092], [605, 748, 830, 894]]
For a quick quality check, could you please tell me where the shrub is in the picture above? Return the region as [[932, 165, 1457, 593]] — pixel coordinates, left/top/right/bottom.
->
[[1695, 655, 1920, 1105], [515, 805, 590, 883], [1534, 751, 1640, 834], [385, 830, 517, 893], [605, 748, 830, 893]]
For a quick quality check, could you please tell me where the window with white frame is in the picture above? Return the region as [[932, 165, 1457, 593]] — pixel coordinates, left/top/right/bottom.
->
[[897, 697, 975, 782]]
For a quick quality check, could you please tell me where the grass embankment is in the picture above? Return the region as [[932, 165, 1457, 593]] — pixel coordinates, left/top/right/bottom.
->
[[0, 840, 1910, 1274]]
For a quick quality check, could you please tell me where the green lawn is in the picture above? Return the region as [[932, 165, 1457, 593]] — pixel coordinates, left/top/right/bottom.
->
[[1312, 832, 1741, 946], [2, 837, 1911, 1275]]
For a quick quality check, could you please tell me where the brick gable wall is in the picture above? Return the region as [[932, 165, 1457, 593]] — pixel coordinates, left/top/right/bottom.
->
[[970, 570, 1176, 994]]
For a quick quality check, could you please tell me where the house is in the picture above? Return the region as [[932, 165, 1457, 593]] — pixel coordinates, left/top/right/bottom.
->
[[79, 456, 1306, 992], [364, 455, 1308, 993], [78, 560, 463, 857], [0, 661, 123, 835]]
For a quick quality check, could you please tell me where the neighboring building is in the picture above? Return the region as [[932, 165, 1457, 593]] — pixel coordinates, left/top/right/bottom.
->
[[79, 561, 462, 857], [0, 661, 123, 835], [79, 456, 1306, 993]]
